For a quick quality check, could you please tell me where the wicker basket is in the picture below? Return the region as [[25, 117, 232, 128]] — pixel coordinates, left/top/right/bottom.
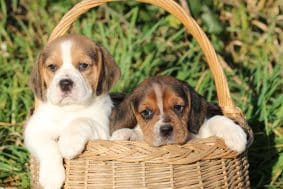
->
[[29, 0, 254, 188]]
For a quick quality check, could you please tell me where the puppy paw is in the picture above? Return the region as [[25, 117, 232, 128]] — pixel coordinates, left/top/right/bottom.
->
[[222, 128, 247, 153], [58, 132, 87, 160], [111, 128, 140, 141], [39, 163, 65, 189], [207, 116, 247, 153]]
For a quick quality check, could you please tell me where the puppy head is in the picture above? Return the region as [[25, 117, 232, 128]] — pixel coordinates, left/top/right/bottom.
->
[[29, 34, 120, 106], [111, 76, 222, 146]]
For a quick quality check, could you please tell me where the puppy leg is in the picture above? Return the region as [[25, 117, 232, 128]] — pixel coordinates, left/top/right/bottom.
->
[[110, 128, 143, 141], [25, 131, 64, 189], [196, 115, 247, 153], [58, 118, 108, 159]]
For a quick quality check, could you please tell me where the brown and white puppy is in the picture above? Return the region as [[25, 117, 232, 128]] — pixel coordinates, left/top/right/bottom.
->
[[24, 34, 120, 189], [110, 76, 247, 153]]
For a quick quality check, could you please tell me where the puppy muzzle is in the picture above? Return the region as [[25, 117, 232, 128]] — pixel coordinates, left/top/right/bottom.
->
[[47, 69, 93, 105]]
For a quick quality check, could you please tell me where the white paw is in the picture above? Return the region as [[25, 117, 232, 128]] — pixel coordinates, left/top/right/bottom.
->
[[111, 128, 139, 141], [222, 128, 247, 153], [207, 116, 247, 153], [58, 132, 87, 160], [39, 163, 65, 189]]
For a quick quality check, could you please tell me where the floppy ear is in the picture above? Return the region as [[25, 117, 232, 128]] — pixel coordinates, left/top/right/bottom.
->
[[109, 92, 127, 107], [96, 45, 121, 95], [182, 83, 222, 134], [28, 53, 47, 101], [110, 94, 137, 135]]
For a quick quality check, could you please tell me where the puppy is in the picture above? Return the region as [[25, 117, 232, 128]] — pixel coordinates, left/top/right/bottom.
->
[[24, 34, 120, 189], [110, 76, 247, 153]]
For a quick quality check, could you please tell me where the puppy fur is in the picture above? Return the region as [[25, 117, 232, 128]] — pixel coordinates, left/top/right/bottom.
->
[[110, 76, 247, 153], [24, 34, 120, 189]]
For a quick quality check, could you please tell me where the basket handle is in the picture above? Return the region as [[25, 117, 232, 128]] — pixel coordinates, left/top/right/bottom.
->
[[41, 0, 253, 145], [47, 0, 233, 108]]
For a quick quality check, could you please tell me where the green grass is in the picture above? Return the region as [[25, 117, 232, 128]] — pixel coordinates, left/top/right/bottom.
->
[[0, 0, 282, 188]]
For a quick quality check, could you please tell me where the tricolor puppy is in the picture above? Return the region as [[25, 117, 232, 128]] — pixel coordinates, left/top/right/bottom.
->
[[110, 76, 247, 153], [24, 34, 120, 189]]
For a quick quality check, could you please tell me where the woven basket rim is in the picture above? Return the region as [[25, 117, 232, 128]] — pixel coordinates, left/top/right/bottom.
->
[[74, 137, 242, 164]]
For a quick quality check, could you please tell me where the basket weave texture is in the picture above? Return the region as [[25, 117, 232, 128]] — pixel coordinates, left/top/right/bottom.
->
[[31, 139, 250, 189], [30, 0, 253, 188]]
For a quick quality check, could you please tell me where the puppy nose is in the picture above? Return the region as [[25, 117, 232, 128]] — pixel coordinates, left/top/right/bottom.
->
[[160, 125, 173, 137], [59, 79, 73, 92]]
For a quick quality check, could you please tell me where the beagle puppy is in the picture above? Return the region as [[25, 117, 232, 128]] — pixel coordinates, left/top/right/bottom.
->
[[24, 34, 120, 189], [110, 76, 247, 153]]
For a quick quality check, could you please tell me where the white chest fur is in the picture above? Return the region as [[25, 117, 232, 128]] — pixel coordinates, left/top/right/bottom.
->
[[25, 95, 112, 140], [24, 95, 113, 189]]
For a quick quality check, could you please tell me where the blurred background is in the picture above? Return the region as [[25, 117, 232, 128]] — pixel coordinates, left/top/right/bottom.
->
[[0, 0, 282, 188]]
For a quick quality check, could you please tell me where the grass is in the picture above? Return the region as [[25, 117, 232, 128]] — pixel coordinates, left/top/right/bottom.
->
[[0, 0, 282, 188]]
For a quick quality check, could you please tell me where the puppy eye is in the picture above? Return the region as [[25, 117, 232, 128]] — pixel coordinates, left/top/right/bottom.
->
[[78, 63, 90, 71], [47, 64, 57, 72], [140, 109, 153, 120], [173, 105, 184, 113]]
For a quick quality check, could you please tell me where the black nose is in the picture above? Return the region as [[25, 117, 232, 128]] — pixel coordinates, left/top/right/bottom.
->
[[160, 125, 173, 137], [59, 79, 73, 92]]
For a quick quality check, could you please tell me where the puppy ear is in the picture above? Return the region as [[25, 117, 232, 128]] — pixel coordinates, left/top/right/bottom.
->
[[182, 83, 222, 134], [28, 53, 47, 101], [96, 45, 121, 95], [110, 95, 137, 135]]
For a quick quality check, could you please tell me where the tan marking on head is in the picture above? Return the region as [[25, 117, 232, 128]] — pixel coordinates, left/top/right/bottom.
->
[[29, 34, 121, 102], [162, 85, 189, 144], [130, 76, 190, 146], [67, 35, 100, 94], [67, 35, 120, 95], [29, 37, 66, 101]]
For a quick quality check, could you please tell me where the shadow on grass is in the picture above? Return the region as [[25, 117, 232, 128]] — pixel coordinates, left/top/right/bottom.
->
[[248, 120, 279, 188]]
